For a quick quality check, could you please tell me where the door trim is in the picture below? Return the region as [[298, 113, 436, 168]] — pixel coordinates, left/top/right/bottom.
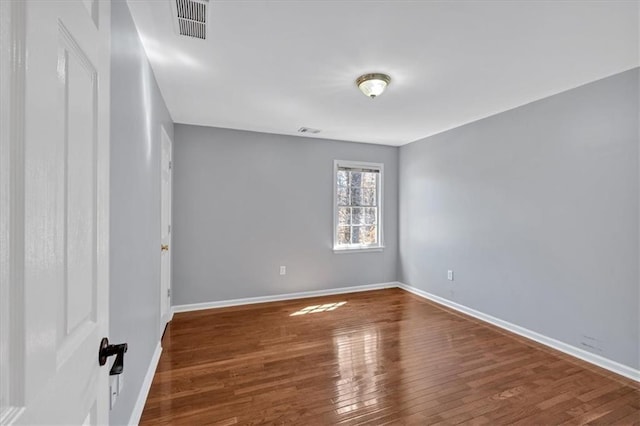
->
[[0, 0, 26, 421], [159, 124, 173, 328]]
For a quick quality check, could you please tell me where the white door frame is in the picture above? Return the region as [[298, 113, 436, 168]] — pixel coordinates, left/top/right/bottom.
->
[[160, 124, 173, 328], [0, 1, 26, 422]]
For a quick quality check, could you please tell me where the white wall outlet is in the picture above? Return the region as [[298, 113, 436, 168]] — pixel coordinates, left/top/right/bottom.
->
[[447, 270, 454, 281], [279, 266, 286, 275]]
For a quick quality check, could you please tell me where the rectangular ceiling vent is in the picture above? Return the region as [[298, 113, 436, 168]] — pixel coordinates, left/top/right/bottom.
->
[[298, 127, 321, 134], [174, 0, 209, 40]]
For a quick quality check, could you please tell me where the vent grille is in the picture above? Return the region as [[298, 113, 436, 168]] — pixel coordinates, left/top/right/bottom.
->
[[175, 0, 208, 39], [298, 127, 321, 134]]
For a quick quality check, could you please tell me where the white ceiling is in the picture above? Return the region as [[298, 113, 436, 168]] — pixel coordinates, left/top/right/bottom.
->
[[128, 0, 639, 146]]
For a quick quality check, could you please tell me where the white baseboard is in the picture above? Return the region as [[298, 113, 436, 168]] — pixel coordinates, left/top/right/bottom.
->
[[397, 282, 640, 383], [128, 342, 163, 426], [172, 282, 399, 314]]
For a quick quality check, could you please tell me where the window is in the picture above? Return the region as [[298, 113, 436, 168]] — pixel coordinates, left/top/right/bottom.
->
[[333, 160, 383, 252]]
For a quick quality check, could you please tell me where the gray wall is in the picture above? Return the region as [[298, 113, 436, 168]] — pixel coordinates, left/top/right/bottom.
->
[[109, 2, 173, 424], [399, 68, 639, 369], [172, 126, 398, 305]]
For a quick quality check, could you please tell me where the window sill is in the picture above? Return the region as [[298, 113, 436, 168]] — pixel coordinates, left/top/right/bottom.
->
[[333, 246, 385, 254]]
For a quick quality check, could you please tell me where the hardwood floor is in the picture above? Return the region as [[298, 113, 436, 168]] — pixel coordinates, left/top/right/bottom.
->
[[140, 288, 639, 425]]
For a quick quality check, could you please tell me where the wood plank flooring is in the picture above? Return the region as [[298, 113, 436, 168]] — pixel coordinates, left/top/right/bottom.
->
[[140, 288, 639, 425]]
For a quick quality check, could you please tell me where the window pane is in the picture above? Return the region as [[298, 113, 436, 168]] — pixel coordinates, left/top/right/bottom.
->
[[351, 225, 361, 244], [364, 207, 377, 225], [350, 188, 362, 205], [362, 172, 377, 188], [337, 226, 351, 245], [351, 207, 363, 225], [349, 171, 362, 187], [337, 170, 348, 187], [360, 225, 377, 245], [337, 186, 348, 206], [338, 207, 351, 226], [363, 188, 376, 206]]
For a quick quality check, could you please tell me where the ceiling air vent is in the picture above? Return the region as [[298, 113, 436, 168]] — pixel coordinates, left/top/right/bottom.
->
[[298, 127, 321, 134], [174, 0, 209, 40]]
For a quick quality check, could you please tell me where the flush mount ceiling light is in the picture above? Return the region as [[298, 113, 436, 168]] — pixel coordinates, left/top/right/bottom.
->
[[356, 73, 391, 98]]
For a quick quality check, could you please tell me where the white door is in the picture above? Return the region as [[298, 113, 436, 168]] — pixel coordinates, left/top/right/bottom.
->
[[160, 126, 173, 327], [0, 0, 111, 424]]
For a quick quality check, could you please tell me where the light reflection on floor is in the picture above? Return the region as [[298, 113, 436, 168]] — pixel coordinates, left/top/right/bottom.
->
[[333, 327, 380, 414]]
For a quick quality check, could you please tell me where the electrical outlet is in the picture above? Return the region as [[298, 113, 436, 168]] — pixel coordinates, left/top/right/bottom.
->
[[279, 266, 286, 275], [447, 270, 454, 281]]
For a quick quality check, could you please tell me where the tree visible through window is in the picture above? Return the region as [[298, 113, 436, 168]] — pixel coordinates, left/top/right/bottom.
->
[[334, 161, 383, 250]]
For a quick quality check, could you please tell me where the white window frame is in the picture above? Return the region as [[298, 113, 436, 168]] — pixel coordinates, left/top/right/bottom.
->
[[333, 160, 384, 253]]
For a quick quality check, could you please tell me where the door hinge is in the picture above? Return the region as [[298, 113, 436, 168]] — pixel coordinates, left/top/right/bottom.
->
[[167, 288, 171, 298], [169, 160, 172, 170], [168, 225, 171, 234]]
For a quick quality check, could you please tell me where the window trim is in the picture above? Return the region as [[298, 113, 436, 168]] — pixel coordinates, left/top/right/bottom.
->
[[333, 160, 384, 253]]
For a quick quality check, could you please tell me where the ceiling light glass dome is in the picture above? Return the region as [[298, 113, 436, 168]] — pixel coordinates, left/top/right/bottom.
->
[[356, 73, 391, 98]]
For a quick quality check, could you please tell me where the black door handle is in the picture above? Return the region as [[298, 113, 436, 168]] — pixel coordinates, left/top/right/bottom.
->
[[98, 337, 128, 375]]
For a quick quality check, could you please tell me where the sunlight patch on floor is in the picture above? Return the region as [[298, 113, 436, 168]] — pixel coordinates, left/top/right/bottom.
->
[[290, 301, 347, 316]]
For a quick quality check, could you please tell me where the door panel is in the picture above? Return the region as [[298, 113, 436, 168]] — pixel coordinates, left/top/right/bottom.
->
[[60, 23, 98, 342], [7, 1, 111, 424]]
